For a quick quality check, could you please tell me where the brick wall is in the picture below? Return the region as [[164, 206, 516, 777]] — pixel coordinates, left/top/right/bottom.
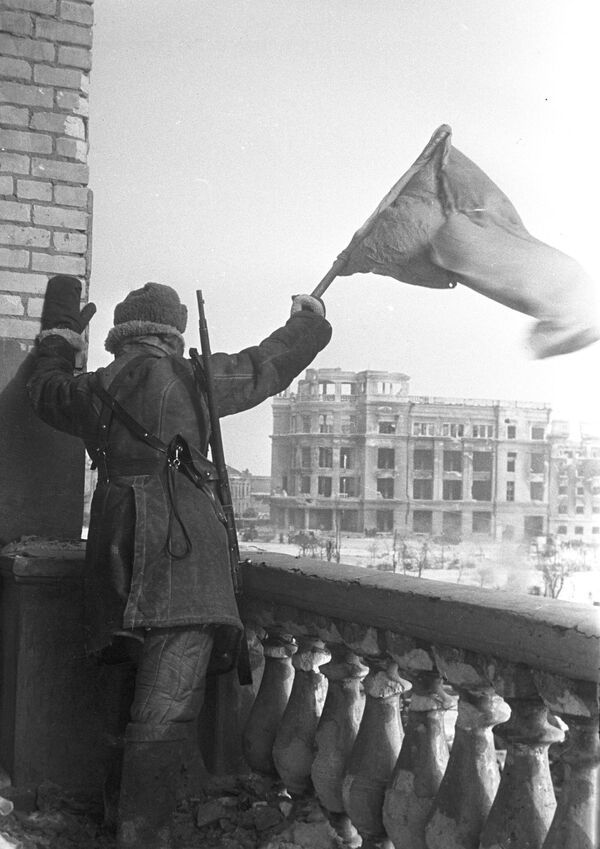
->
[[0, 0, 94, 543]]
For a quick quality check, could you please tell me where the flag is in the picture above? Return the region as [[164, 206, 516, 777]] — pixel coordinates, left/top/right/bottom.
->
[[335, 125, 599, 358]]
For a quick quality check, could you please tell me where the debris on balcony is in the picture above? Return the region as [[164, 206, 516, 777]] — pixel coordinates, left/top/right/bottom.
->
[[0, 773, 344, 849]]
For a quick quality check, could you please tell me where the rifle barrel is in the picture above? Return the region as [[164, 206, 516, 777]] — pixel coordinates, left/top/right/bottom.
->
[[195, 290, 241, 585]]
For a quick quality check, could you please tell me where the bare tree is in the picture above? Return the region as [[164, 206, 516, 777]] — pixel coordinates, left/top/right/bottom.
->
[[417, 541, 430, 578], [533, 536, 577, 599]]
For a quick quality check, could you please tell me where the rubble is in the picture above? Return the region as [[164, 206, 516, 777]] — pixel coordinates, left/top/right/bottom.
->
[[0, 536, 85, 557], [0, 774, 343, 849]]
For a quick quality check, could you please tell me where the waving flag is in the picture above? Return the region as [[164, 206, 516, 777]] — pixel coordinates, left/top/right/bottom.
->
[[323, 125, 599, 358]]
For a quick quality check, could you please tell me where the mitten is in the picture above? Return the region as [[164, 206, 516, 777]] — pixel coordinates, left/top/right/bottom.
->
[[41, 275, 96, 333], [290, 293, 326, 318]]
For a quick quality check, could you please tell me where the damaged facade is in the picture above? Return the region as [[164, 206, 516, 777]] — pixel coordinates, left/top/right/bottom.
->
[[270, 367, 600, 543]]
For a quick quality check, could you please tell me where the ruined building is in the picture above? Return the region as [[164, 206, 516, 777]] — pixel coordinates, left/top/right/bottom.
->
[[270, 367, 600, 543]]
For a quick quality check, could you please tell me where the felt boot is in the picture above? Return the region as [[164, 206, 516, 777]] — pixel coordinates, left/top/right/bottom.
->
[[116, 740, 182, 849], [98, 657, 137, 833]]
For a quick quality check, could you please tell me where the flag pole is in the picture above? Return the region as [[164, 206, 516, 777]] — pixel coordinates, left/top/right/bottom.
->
[[311, 256, 348, 299]]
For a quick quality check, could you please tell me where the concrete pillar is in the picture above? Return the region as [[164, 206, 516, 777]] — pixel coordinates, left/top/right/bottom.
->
[[432, 440, 443, 501], [480, 669, 564, 849], [312, 647, 367, 845], [383, 672, 451, 849], [342, 661, 408, 849], [0, 0, 94, 542], [272, 637, 329, 797], [242, 632, 296, 775]]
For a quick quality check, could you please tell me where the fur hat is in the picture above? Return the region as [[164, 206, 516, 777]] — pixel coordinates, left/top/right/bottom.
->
[[113, 282, 187, 332]]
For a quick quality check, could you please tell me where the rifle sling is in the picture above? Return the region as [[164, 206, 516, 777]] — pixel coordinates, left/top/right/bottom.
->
[[90, 369, 226, 533]]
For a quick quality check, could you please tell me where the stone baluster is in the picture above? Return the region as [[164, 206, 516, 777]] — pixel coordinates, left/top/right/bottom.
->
[[426, 647, 511, 849], [272, 636, 330, 797], [242, 631, 297, 776], [479, 665, 565, 849], [533, 674, 600, 849], [543, 715, 600, 849], [342, 659, 409, 849], [383, 670, 453, 849], [311, 646, 368, 848]]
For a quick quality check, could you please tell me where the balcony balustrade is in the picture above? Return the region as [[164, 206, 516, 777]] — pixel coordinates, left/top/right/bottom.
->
[[236, 554, 599, 849]]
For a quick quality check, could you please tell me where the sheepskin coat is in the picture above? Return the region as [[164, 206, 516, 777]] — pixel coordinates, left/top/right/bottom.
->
[[27, 311, 332, 653]]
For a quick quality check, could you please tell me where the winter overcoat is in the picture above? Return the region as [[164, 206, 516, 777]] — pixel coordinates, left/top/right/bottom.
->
[[27, 311, 332, 653]]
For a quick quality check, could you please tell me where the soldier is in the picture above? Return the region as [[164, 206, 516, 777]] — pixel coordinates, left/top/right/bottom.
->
[[27, 276, 331, 849]]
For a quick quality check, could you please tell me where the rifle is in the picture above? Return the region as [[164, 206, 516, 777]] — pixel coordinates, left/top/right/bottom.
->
[[189, 290, 251, 684]]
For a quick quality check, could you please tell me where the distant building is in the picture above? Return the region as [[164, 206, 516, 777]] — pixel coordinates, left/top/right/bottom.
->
[[226, 467, 252, 518], [548, 421, 600, 543], [269, 367, 600, 543], [249, 475, 272, 519], [228, 470, 273, 520]]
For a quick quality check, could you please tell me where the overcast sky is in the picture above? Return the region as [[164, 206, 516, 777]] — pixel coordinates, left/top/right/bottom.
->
[[87, 0, 599, 474]]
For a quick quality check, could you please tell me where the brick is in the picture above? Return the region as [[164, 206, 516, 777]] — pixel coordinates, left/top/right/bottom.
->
[[31, 157, 88, 183], [0, 151, 30, 174], [1, 129, 52, 155], [55, 88, 88, 116], [0, 81, 53, 107], [30, 111, 67, 134], [53, 184, 87, 207], [33, 204, 87, 229], [63, 114, 85, 138], [34, 64, 84, 90], [0, 200, 30, 222], [32, 204, 87, 229], [0, 294, 24, 315], [0, 316, 39, 339], [25, 296, 43, 317], [0, 104, 29, 126], [0, 176, 14, 195], [57, 45, 91, 71], [0, 57, 32, 81], [0, 224, 50, 248], [1, 0, 57, 13], [0, 247, 29, 268], [59, 1, 93, 25], [0, 34, 55, 62], [16, 179, 52, 201], [35, 19, 92, 47], [0, 12, 33, 38], [52, 230, 86, 253], [56, 137, 87, 161], [31, 252, 85, 275], [0, 269, 48, 293]]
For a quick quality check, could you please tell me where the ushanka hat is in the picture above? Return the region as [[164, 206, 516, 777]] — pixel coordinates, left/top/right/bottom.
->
[[113, 282, 187, 332], [105, 282, 188, 354]]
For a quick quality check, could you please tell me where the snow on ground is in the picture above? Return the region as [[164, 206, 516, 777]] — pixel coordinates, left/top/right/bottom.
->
[[242, 536, 600, 605]]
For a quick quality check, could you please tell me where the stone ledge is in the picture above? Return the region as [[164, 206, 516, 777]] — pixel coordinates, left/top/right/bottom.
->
[[0, 538, 85, 581], [238, 553, 600, 684]]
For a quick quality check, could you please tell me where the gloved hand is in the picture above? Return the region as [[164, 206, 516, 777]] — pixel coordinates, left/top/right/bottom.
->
[[41, 275, 97, 333], [290, 293, 326, 318]]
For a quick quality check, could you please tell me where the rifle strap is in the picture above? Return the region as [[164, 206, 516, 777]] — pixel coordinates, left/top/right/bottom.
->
[[92, 379, 167, 455], [90, 365, 226, 559], [91, 367, 219, 488]]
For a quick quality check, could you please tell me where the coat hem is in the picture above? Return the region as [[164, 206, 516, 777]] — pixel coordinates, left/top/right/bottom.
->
[[122, 614, 244, 631], [86, 616, 243, 655]]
